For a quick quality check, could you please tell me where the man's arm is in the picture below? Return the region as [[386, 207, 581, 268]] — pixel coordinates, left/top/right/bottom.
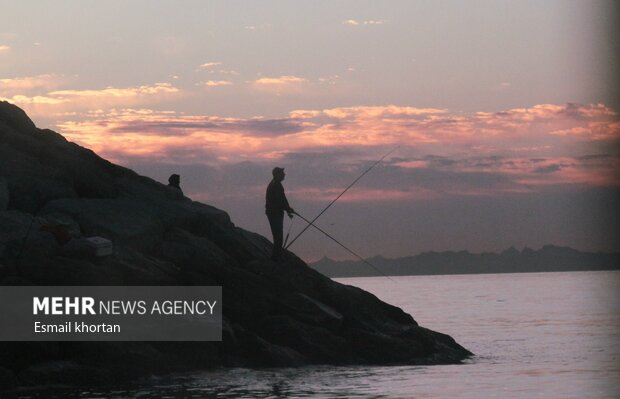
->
[[280, 184, 294, 216]]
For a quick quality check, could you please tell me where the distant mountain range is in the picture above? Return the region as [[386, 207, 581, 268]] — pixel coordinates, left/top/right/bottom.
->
[[309, 245, 620, 278]]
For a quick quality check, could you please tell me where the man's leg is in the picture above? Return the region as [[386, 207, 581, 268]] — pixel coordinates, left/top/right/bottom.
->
[[267, 212, 284, 260]]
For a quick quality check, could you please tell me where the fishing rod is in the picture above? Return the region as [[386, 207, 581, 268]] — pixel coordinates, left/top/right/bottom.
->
[[293, 211, 395, 282], [285, 145, 399, 250], [283, 216, 294, 248]]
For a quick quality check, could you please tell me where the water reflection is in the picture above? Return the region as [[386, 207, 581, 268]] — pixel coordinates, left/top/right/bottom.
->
[[3, 272, 619, 399], [6, 366, 410, 399]]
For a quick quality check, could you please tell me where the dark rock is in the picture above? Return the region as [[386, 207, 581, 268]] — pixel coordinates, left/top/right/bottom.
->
[[59, 237, 94, 258], [0, 367, 16, 391], [0, 211, 60, 262], [0, 101, 36, 132], [18, 361, 111, 386], [0, 342, 63, 372], [41, 211, 81, 236], [43, 198, 165, 251], [0, 262, 7, 280], [257, 315, 352, 364], [0, 274, 31, 286], [227, 323, 308, 367], [18, 255, 126, 285], [0, 211, 33, 245], [294, 293, 344, 328], [0, 211, 32, 259], [0, 179, 8, 211], [0, 101, 472, 390], [20, 229, 59, 261]]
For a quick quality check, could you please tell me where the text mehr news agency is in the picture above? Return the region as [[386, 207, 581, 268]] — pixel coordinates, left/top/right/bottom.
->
[[32, 296, 217, 334]]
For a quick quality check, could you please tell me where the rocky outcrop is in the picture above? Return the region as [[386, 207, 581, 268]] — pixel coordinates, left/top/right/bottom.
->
[[0, 101, 472, 389], [0, 178, 8, 211]]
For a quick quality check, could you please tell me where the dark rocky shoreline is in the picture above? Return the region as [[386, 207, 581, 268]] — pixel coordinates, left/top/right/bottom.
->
[[0, 101, 472, 390]]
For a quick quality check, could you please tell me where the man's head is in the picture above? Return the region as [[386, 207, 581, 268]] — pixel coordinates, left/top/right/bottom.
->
[[168, 174, 181, 187], [272, 167, 285, 182]]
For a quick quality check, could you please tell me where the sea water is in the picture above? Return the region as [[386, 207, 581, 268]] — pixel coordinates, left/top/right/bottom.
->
[[6, 271, 619, 398]]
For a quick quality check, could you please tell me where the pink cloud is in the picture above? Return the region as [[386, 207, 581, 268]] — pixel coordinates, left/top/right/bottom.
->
[[47, 102, 620, 197], [396, 160, 429, 169], [288, 187, 438, 203]]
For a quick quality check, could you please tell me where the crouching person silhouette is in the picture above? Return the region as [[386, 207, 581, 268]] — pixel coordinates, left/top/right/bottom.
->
[[265, 167, 294, 261], [165, 173, 185, 199], [168, 174, 182, 193]]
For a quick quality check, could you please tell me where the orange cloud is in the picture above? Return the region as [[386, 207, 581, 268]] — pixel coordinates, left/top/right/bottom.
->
[[198, 80, 233, 87], [254, 76, 307, 85], [252, 75, 308, 94], [251, 75, 349, 97], [3, 83, 181, 118], [0, 94, 66, 105], [0, 45, 10, 53], [203, 69, 240, 76], [288, 110, 321, 119], [342, 19, 387, 26], [319, 105, 447, 119], [198, 62, 222, 69], [49, 83, 178, 98], [0, 74, 66, 95]]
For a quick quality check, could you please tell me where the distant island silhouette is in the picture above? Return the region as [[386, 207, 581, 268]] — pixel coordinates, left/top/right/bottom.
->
[[310, 245, 620, 278]]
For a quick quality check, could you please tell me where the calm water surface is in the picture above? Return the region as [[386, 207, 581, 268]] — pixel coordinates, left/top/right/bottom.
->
[[7, 271, 620, 398]]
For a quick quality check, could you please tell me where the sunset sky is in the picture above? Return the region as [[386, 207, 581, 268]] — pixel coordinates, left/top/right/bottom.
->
[[2, 1, 619, 261]]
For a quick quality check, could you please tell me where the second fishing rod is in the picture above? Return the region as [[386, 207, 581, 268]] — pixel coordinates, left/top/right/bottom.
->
[[285, 145, 399, 250], [291, 211, 395, 282]]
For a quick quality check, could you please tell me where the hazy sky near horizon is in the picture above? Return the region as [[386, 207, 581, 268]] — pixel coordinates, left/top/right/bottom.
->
[[1, 1, 619, 261]]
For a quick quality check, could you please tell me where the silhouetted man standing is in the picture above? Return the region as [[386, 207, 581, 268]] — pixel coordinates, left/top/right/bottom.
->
[[266, 167, 294, 261]]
